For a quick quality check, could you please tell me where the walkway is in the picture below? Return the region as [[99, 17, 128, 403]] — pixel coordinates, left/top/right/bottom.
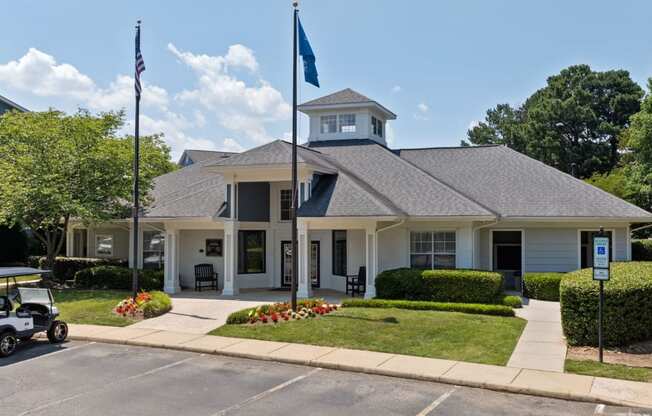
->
[[130, 288, 345, 334], [507, 298, 567, 373], [66, 324, 652, 408]]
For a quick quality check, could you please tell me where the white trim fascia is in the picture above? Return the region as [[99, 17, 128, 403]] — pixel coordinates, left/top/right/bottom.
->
[[407, 216, 496, 222], [577, 228, 616, 270], [299, 101, 397, 120], [502, 216, 647, 223]]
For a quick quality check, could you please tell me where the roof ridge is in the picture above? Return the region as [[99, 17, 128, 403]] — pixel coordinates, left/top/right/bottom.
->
[[399, 144, 502, 152], [372, 143, 497, 216], [497, 146, 652, 216]]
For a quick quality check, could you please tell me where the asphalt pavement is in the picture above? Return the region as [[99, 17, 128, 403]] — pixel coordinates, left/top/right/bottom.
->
[[1, 340, 649, 416]]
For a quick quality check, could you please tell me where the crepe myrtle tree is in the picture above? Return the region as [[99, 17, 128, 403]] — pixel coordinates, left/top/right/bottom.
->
[[0, 109, 175, 274]]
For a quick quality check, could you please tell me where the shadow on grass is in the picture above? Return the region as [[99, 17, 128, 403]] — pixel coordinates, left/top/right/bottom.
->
[[324, 314, 400, 324]]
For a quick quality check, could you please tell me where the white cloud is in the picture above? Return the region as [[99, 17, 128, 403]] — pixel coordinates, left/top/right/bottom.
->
[[414, 102, 430, 120], [221, 138, 245, 153], [391, 85, 402, 93], [168, 43, 290, 143], [418, 102, 429, 113]]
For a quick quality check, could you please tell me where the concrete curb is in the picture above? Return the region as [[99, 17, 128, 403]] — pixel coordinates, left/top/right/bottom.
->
[[68, 332, 650, 408]]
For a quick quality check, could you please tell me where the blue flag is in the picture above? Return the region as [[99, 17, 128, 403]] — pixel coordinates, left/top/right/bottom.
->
[[298, 18, 319, 88]]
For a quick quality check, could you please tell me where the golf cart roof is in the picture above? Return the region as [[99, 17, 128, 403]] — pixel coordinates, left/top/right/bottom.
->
[[0, 267, 50, 278]]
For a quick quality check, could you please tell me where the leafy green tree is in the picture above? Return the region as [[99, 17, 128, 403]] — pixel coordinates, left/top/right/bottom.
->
[[0, 109, 175, 271], [466, 65, 643, 178]]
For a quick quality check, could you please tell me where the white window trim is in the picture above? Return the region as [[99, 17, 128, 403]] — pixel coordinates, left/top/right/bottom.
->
[[320, 115, 337, 134], [488, 229, 525, 274], [95, 233, 114, 257], [279, 188, 292, 222], [577, 228, 616, 270], [409, 229, 457, 269]]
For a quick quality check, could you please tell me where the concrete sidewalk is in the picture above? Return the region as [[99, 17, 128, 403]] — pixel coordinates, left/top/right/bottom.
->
[[508, 299, 567, 372], [66, 324, 652, 408]]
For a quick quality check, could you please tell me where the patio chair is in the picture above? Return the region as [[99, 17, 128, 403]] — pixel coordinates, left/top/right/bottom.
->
[[346, 266, 366, 297], [194, 263, 218, 291]]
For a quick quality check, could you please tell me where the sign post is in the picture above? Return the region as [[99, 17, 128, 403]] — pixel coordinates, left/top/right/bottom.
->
[[592, 227, 610, 363]]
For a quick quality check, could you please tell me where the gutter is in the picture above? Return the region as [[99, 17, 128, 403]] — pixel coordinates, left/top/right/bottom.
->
[[471, 218, 501, 269], [630, 223, 652, 233]]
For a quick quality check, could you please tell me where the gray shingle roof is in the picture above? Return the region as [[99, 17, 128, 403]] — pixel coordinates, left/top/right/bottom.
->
[[399, 145, 652, 219], [180, 149, 234, 165], [299, 88, 373, 107], [307, 141, 494, 217]]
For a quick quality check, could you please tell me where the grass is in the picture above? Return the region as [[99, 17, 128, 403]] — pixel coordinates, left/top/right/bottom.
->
[[0, 274, 42, 287], [565, 359, 652, 382], [52, 290, 134, 327], [211, 307, 526, 366]]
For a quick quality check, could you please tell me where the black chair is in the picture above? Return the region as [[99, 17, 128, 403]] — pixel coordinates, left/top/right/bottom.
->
[[346, 266, 366, 297], [194, 263, 218, 291]]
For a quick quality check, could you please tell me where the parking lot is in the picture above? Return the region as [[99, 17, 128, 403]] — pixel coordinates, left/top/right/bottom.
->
[[1, 340, 649, 416]]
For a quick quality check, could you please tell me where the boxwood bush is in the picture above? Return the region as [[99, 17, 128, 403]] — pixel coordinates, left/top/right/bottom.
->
[[74, 266, 163, 291], [342, 298, 515, 316], [141, 291, 172, 318], [29, 256, 127, 282], [523, 273, 563, 301], [560, 262, 652, 347], [375, 268, 503, 304]]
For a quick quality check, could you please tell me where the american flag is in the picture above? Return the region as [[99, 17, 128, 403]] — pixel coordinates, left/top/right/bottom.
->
[[135, 22, 146, 98]]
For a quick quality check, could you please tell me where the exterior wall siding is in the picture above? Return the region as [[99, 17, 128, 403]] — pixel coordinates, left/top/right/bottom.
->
[[179, 230, 225, 289], [87, 227, 129, 260]]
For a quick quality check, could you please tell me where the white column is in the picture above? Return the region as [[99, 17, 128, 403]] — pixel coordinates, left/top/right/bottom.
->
[[164, 228, 180, 294], [222, 221, 239, 296], [364, 224, 377, 299], [456, 225, 474, 269], [297, 220, 311, 298], [128, 226, 134, 268], [66, 227, 74, 257]]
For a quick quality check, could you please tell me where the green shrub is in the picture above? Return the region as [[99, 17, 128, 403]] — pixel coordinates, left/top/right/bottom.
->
[[632, 240, 652, 261], [74, 266, 163, 291], [560, 262, 652, 347], [502, 295, 522, 308], [341, 298, 515, 316], [226, 307, 257, 324], [141, 291, 172, 318], [31, 256, 127, 282], [225, 298, 329, 325], [524, 273, 563, 301], [375, 268, 503, 304]]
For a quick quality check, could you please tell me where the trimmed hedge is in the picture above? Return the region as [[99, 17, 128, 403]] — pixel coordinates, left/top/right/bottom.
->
[[632, 240, 652, 261], [524, 273, 563, 301], [375, 268, 503, 304], [502, 295, 522, 308], [141, 291, 173, 318], [29, 256, 127, 282], [341, 298, 515, 317], [74, 266, 163, 291], [560, 262, 652, 347]]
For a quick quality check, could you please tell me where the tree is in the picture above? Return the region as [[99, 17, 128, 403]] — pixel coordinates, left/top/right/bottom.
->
[[620, 79, 652, 213], [466, 65, 643, 178], [0, 109, 175, 273]]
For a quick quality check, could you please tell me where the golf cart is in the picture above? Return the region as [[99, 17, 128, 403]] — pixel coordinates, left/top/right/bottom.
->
[[0, 267, 68, 357]]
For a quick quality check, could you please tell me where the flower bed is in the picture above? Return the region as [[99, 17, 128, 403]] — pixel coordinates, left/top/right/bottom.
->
[[113, 291, 172, 320], [226, 298, 339, 325]]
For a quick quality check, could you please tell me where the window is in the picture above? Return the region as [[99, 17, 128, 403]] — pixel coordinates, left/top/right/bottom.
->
[[338, 114, 356, 133], [410, 231, 456, 269], [320, 115, 337, 133], [332, 230, 347, 276], [143, 231, 165, 270], [280, 189, 292, 221], [95, 234, 113, 257], [372, 116, 383, 138], [238, 230, 266, 274]]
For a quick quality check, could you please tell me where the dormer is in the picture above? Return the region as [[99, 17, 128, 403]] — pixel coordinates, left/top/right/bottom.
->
[[298, 88, 396, 146]]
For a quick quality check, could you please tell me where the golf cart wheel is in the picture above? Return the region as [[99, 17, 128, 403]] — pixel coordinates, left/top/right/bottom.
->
[[47, 321, 68, 343], [0, 332, 17, 357]]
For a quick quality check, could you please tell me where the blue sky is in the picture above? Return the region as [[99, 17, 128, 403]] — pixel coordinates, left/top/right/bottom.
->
[[2, 0, 652, 159]]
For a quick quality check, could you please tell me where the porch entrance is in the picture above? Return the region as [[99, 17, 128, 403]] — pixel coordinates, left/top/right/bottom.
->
[[73, 229, 87, 257], [281, 240, 320, 288], [492, 230, 523, 292]]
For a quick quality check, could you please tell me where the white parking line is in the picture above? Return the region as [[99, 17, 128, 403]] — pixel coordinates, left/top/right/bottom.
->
[[594, 404, 606, 414], [17, 356, 195, 415], [416, 387, 458, 416], [212, 367, 323, 416], [4, 341, 95, 368]]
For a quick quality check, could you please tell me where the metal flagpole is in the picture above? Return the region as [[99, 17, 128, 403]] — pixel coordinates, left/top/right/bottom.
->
[[132, 21, 142, 300], [290, 1, 299, 311]]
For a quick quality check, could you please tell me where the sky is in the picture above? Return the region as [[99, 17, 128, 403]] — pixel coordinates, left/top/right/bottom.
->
[[2, 0, 652, 160]]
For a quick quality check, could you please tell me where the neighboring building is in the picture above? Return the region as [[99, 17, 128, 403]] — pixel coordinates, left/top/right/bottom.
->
[[67, 88, 652, 298], [178, 149, 235, 167], [0, 94, 28, 115]]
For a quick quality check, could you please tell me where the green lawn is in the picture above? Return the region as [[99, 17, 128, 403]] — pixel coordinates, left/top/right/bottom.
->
[[211, 307, 526, 366], [565, 359, 652, 382], [1, 274, 42, 287], [52, 290, 134, 327]]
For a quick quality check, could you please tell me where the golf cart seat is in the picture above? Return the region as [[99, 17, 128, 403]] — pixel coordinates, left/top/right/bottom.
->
[[0, 296, 11, 316]]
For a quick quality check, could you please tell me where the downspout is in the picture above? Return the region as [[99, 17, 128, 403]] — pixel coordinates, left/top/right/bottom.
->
[[630, 223, 652, 233], [375, 219, 406, 272], [471, 217, 500, 270]]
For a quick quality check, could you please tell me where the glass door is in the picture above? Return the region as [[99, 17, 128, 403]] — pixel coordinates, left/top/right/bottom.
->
[[310, 241, 320, 288]]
